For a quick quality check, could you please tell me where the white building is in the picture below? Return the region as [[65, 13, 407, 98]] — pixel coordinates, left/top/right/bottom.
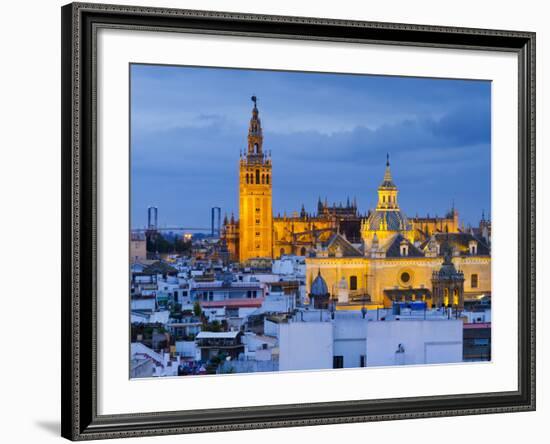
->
[[277, 309, 463, 371], [130, 342, 178, 377], [175, 340, 200, 360], [278, 321, 333, 371], [365, 319, 463, 367], [130, 295, 156, 312], [333, 312, 367, 368]]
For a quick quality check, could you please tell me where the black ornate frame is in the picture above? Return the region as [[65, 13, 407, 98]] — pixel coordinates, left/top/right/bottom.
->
[[61, 2, 536, 440]]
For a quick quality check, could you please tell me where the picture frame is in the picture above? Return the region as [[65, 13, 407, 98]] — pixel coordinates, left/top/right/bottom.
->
[[61, 2, 536, 440]]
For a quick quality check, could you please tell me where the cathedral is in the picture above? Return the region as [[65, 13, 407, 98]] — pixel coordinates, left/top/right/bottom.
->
[[222, 98, 491, 308]]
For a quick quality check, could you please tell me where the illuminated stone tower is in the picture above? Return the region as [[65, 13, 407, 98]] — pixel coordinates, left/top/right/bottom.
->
[[238, 96, 273, 262]]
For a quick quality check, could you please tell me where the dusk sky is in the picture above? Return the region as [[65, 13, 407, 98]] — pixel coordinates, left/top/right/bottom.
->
[[130, 64, 491, 230]]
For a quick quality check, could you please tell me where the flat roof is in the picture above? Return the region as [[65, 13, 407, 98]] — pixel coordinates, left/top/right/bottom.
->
[[201, 298, 264, 308], [464, 322, 491, 329], [196, 331, 240, 339]]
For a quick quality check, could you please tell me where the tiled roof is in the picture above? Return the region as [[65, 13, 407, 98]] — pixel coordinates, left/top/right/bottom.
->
[[142, 261, 178, 275], [325, 233, 363, 257], [365, 210, 411, 232], [420, 232, 490, 256], [384, 234, 425, 258]]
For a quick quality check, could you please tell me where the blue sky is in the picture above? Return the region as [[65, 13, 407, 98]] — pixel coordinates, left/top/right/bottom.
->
[[130, 64, 491, 230]]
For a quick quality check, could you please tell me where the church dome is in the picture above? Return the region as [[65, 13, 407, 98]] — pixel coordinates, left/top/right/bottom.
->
[[365, 209, 411, 232], [311, 270, 329, 296]]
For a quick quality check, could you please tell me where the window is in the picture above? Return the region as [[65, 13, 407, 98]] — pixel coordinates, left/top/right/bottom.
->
[[245, 174, 249, 184], [255, 169, 260, 184], [266, 174, 270, 184], [360, 355, 366, 368], [255, 232, 260, 236], [261, 174, 265, 184], [333, 356, 344, 369], [255, 207, 260, 212], [349, 275, 357, 290], [256, 219, 260, 224], [400, 272, 410, 283], [471, 274, 478, 288]]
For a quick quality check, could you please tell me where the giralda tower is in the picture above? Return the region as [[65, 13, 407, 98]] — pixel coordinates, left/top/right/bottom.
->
[[238, 96, 273, 262]]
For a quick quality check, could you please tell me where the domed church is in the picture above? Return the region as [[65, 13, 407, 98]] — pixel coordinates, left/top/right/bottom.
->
[[305, 156, 491, 310]]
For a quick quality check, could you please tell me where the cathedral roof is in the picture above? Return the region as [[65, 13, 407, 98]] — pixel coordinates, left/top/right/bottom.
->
[[419, 232, 490, 256], [364, 209, 411, 232], [311, 270, 329, 296], [384, 234, 424, 258], [325, 233, 363, 257]]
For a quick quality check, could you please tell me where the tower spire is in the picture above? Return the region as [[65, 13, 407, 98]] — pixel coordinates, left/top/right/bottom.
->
[[382, 153, 394, 186], [247, 95, 263, 158]]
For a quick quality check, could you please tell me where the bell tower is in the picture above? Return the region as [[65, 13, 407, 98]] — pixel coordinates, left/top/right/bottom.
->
[[239, 96, 273, 262], [376, 153, 399, 211]]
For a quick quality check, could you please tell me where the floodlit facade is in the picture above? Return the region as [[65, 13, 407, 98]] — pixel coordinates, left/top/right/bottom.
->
[[304, 160, 491, 309]]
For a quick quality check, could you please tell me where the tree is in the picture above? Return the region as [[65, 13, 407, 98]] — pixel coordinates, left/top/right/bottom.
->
[[193, 301, 202, 318]]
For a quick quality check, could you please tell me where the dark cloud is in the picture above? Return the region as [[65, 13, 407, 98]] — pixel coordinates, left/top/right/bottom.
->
[[130, 65, 491, 228]]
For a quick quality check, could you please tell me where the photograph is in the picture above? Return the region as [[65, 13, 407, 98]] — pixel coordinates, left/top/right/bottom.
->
[[129, 64, 492, 378]]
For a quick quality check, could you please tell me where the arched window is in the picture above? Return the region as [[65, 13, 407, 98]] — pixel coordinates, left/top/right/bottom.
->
[[245, 174, 249, 184], [383, 196, 386, 203], [453, 288, 459, 306], [254, 143, 259, 153], [443, 288, 449, 306], [266, 174, 270, 185], [261, 174, 265, 184], [256, 169, 260, 184], [471, 274, 478, 288], [349, 275, 357, 290]]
